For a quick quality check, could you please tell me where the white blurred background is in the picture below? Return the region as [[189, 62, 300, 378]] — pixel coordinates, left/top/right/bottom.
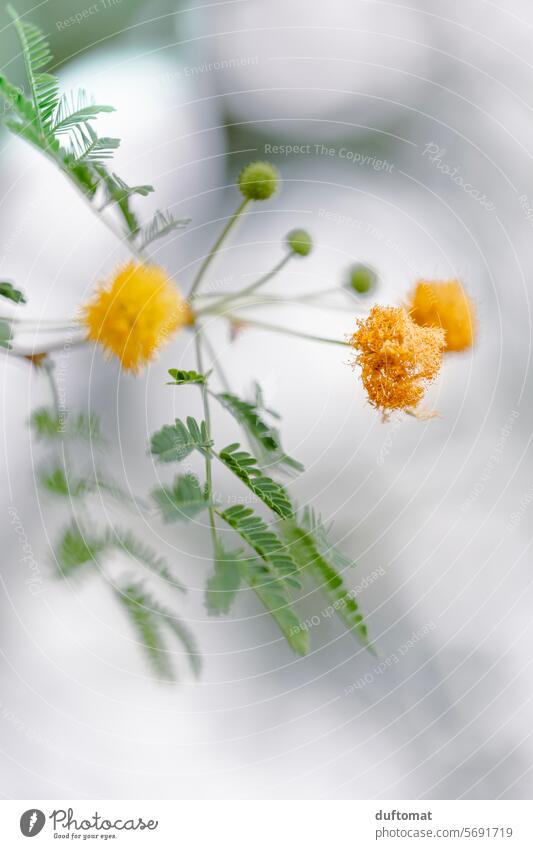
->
[[1, 0, 533, 799]]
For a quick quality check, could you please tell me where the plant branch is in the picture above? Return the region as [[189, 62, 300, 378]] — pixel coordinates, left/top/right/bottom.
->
[[188, 198, 250, 300], [223, 314, 349, 347], [194, 329, 219, 553], [198, 252, 293, 317]]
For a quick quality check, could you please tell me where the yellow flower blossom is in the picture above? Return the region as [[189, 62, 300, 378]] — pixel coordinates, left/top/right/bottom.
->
[[409, 279, 476, 352], [81, 262, 192, 372], [351, 305, 445, 414]]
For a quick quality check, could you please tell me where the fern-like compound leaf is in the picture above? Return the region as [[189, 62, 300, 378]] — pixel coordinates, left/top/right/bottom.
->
[[218, 504, 300, 588], [247, 560, 310, 656], [282, 521, 370, 647], [218, 444, 294, 519], [7, 6, 59, 137], [114, 530, 185, 592], [205, 543, 245, 615], [136, 209, 190, 251], [52, 90, 115, 134], [55, 522, 108, 576], [115, 583, 175, 680], [215, 390, 303, 474], [30, 407, 102, 441], [150, 417, 212, 463], [116, 582, 200, 679], [152, 473, 211, 523]]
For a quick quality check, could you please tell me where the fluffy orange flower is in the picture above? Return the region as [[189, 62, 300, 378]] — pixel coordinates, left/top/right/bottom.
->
[[409, 279, 476, 352], [81, 263, 192, 372], [351, 305, 445, 414]]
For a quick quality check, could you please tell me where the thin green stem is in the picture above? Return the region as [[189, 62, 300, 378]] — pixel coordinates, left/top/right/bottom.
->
[[9, 317, 79, 329], [198, 252, 293, 317], [189, 198, 250, 300], [223, 314, 349, 347], [202, 332, 232, 393], [194, 330, 219, 553]]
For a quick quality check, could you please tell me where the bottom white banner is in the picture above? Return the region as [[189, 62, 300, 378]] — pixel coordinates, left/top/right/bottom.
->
[[0, 800, 531, 847]]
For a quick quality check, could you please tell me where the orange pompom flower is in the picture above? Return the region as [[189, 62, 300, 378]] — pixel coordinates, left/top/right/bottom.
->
[[409, 279, 476, 352], [351, 305, 445, 415], [81, 262, 193, 373]]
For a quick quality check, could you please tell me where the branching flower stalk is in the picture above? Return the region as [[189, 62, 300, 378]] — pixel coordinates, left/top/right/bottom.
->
[[0, 9, 476, 679]]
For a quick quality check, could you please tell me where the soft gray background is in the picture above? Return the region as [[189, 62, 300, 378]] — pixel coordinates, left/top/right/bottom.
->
[[1, 0, 532, 799]]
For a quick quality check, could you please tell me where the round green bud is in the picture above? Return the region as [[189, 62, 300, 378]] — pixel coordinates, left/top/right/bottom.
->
[[287, 229, 313, 257], [238, 161, 279, 201], [346, 263, 378, 294]]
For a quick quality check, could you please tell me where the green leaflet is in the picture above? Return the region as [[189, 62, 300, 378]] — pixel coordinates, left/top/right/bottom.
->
[[218, 444, 294, 519], [112, 529, 185, 593], [167, 368, 208, 386], [136, 209, 190, 251], [53, 519, 184, 592], [218, 504, 300, 589], [205, 543, 244, 615], [30, 407, 102, 441], [157, 607, 202, 678], [207, 519, 308, 653], [69, 123, 120, 165], [51, 91, 115, 134], [301, 507, 355, 573], [39, 466, 92, 497], [7, 6, 59, 137], [93, 166, 140, 233], [0, 75, 35, 123], [282, 521, 369, 647], [0, 281, 26, 304], [116, 582, 200, 679], [152, 473, 211, 523], [150, 417, 212, 463], [55, 522, 108, 576], [215, 390, 303, 474], [248, 562, 310, 656]]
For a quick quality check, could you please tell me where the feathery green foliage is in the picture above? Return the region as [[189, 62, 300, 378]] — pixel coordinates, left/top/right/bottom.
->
[[215, 389, 303, 473], [282, 521, 369, 646], [218, 443, 293, 519], [246, 560, 309, 655], [115, 583, 175, 680], [114, 529, 184, 592], [55, 522, 108, 576], [39, 466, 92, 497], [116, 582, 200, 679], [0, 8, 186, 248], [152, 473, 211, 523], [7, 5, 58, 138], [51, 90, 115, 134], [30, 407, 101, 441], [218, 504, 300, 589], [301, 507, 355, 572], [150, 417, 212, 462], [205, 543, 244, 615], [136, 209, 190, 251]]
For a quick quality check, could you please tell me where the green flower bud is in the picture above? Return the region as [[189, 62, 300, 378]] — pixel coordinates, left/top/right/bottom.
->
[[238, 161, 279, 201], [346, 263, 378, 294], [287, 229, 313, 257]]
